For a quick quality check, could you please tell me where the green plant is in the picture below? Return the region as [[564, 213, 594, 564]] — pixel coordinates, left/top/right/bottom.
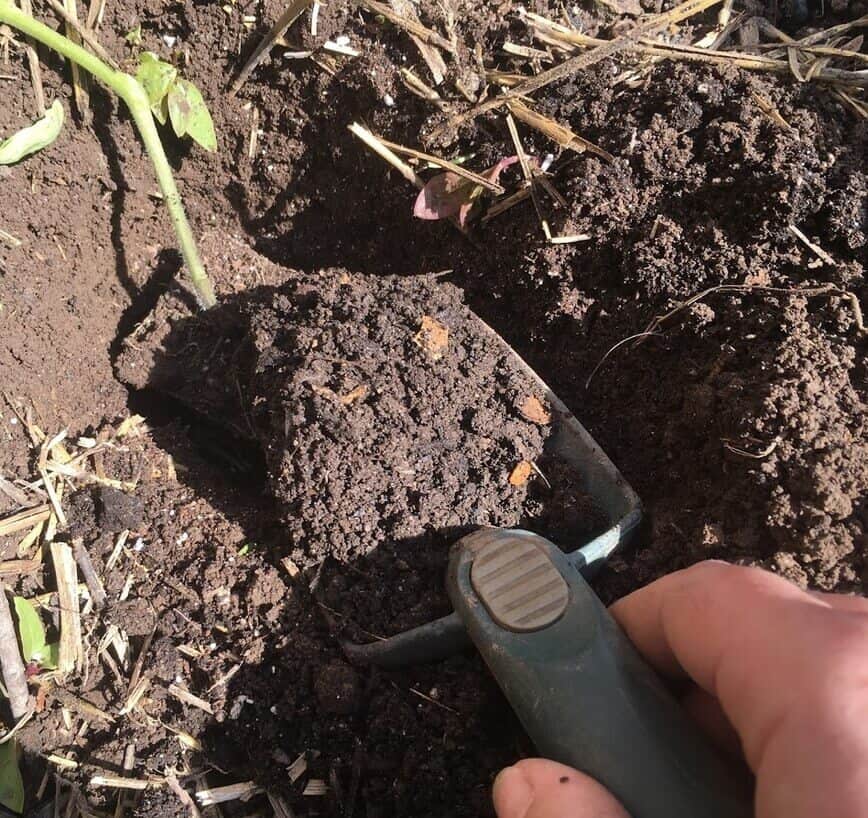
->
[[136, 53, 216, 152], [0, 1, 217, 308], [13, 597, 58, 669], [0, 741, 24, 814], [0, 99, 64, 165]]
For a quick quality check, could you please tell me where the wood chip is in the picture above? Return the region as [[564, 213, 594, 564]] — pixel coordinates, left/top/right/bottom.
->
[[520, 396, 552, 425], [287, 753, 308, 782], [509, 461, 534, 486], [413, 316, 449, 360]]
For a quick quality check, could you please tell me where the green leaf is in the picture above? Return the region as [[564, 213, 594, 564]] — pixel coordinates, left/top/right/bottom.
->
[[13, 596, 46, 663], [135, 52, 177, 116], [0, 741, 24, 814], [0, 99, 64, 166], [40, 642, 60, 670], [167, 79, 217, 152]]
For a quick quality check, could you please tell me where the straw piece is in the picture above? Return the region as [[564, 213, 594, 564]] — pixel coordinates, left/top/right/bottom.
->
[[72, 538, 107, 609], [167, 683, 214, 714], [51, 542, 83, 675], [434, 0, 725, 138], [16, 0, 45, 115], [229, 0, 314, 95], [389, 0, 448, 84], [0, 503, 51, 537], [195, 782, 262, 806], [507, 99, 613, 161], [377, 137, 504, 192], [348, 123, 424, 189], [360, 0, 454, 53]]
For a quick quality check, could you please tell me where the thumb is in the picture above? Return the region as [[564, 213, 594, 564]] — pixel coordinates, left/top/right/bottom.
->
[[493, 759, 630, 818]]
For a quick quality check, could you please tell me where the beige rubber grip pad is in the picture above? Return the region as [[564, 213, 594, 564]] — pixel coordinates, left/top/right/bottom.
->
[[470, 533, 569, 632]]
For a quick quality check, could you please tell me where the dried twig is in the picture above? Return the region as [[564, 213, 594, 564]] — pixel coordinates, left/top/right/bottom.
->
[[44, 0, 118, 68], [360, 0, 453, 53], [166, 774, 202, 818], [0, 582, 31, 719], [17, 0, 45, 115], [229, 0, 314, 95], [433, 0, 725, 139], [72, 538, 107, 610]]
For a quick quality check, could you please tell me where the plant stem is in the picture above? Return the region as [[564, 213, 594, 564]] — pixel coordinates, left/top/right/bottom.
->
[[0, 1, 217, 308]]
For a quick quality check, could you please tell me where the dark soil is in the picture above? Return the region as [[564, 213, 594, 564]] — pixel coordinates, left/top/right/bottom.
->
[[1, 0, 866, 815]]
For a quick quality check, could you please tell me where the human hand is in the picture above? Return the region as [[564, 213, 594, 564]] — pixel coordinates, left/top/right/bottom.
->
[[492, 560, 868, 818]]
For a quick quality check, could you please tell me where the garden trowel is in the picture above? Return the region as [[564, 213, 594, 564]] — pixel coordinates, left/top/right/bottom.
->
[[344, 319, 752, 818]]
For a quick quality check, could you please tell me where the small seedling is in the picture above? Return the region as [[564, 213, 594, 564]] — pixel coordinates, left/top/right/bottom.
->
[[414, 156, 519, 227], [124, 23, 142, 46], [0, 741, 24, 814], [13, 596, 58, 670], [0, 98, 64, 165], [0, 1, 217, 307], [136, 53, 216, 152]]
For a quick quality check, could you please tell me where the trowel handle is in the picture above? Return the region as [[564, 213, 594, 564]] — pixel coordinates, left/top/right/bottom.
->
[[447, 530, 752, 818]]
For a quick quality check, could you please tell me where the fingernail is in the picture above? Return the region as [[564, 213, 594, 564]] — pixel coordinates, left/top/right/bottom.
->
[[492, 765, 535, 818]]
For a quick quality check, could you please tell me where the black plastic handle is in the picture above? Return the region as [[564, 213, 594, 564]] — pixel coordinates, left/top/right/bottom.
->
[[448, 529, 752, 818]]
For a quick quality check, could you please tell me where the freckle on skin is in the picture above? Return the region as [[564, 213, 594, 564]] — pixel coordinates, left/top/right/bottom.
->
[[559, 776, 569, 784]]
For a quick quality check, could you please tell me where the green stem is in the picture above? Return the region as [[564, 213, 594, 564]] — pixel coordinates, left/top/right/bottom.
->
[[0, 1, 217, 308]]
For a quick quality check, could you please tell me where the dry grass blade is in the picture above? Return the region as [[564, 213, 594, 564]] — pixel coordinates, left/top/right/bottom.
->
[[377, 137, 504, 193], [0, 227, 23, 247], [51, 542, 83, 675], [789, 224, 835, 266], [348, 122, 424, 189], [507, 99, 613, 161], [524, 11, 868, 86], [119, 677, 150, 715], [360, 0, 453, 53], [0, 503, 51, 537], [751, 91, 791, 128], [0, 580, 32, 719], [229, 0, 314, 95], [390, 0, 447, 84], [434, 0, 724, 138], [832, 86, 868, 118], [16, 0, 45, 115], [0, 474, 30, 505], [60, 0, 90, 116], [482, 185, 532, 223]]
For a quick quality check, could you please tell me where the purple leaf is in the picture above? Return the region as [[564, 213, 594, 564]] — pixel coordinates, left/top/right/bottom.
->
[[413, 156, 522, 224]]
